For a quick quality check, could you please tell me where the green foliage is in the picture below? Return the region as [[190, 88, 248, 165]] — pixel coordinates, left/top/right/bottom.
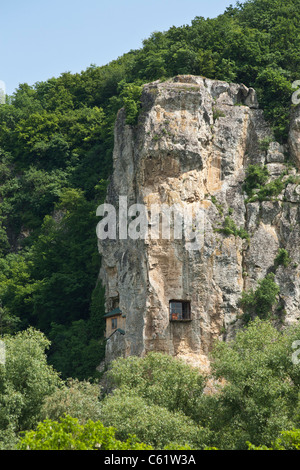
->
[[40, 378, 102, 424], [246, 176, 286, 202], [0, 69, 113, 381], [0, 187, 106, 379], [215, 216, 250, 241], [248, 429, 300, 450], [243, 164, 269, 197], [0, 328, 61, 443], [239, 273, 280, 321], [0, 167, 70, 231], [47, 321, 105, 381], [97, 320, 300, 450], [243, 163, 296, 203], [17, 414, 152, 450], [255, 67, 294, 141], [275, 248, 291, 268], [255, 177, 285, 201], [212, 107, 226, 121], [259, 136, 273, 152], [119, 83, 143, 125], [28, 191, 99, 331], [104, 352, 206, 418], [210, 195, 223, 215], [99, 389, 206, 449], [100, 353, 209, 449], [0, 76, 112, 375], [4, 320, 300, 450], [203, 318, 300, 449], [271, 429, 300, 450]]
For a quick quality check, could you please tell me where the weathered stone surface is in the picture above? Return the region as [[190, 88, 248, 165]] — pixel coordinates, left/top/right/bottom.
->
[[104, 330, 127, 363], [285, 183, 300, 203], [289, 104, 300, 169], [98, 75, 300, 370], [266, 142, 285, 163]]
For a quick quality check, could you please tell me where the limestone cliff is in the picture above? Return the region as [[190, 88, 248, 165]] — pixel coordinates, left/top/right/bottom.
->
[[98, 75, 300, 369]]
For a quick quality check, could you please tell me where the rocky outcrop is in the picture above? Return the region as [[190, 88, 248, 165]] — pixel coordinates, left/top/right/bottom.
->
[[98, 75, 300, 369]]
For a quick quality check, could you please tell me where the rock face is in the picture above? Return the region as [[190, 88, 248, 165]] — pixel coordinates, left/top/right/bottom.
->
[[98, 75, 300, 368], [289, 105, 300, 170]]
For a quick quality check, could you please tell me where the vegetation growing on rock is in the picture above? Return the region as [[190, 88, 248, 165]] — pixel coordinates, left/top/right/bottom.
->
[[1, 0, 300, 451]]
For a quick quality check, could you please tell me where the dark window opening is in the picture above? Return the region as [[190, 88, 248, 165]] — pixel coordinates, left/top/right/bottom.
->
[[112, 318, 118, 329], [169, 300, 191, 321], [111, 296, 119, 310]]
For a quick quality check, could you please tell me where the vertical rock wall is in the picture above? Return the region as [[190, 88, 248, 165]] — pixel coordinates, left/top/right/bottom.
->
[[98, 75, 300, 368]]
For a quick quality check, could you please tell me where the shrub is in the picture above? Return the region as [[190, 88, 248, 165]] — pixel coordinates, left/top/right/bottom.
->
[[215, 216, 250, 241], [239, 273, 280, 321], [275, 248, 291, 268], [243, 164, 269, 197], [212, 108, 226, 121], [249, 178, 285, 202], [259, 137, 273, 152]]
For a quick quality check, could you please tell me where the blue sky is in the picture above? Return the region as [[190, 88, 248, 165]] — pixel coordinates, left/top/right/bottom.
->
[[1, 0, 241, 95]]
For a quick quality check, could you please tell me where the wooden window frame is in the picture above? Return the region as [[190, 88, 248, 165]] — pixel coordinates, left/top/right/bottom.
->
[[169, 300, 191, 322]]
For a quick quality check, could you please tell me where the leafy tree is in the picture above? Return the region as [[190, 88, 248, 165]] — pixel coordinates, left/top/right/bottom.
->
[[47, 320, 105, 381], [99, 389, 207, 449], [17, 414, 152, 450], [198, 318, 300, 449], [119, 83, 143, 125], [104, 352, 206, 418], [248, 429, 300, 450], [0, 328, 61, 446], [99, 353, 210, 448], [40, 378, 102, 424], [239, 273, 280, 321], [255, 66, 294, 141], [0, 253, 42, 330], [0, 0, 299, 384]]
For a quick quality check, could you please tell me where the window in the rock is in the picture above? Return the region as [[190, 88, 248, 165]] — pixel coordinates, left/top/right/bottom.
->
[[169, 300, 191, 321]]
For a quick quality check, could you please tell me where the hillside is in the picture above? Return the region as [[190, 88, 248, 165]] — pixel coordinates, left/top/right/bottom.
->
[[0, 0, 299, 381], [1, 0, 300, 452]]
